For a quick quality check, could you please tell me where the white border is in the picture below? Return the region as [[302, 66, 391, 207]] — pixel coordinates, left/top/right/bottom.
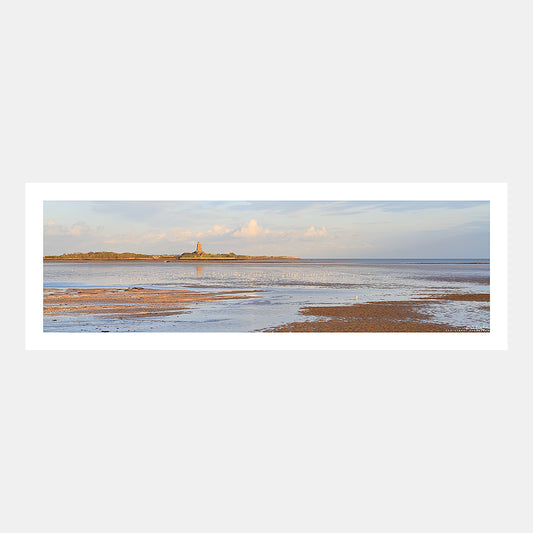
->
[[26, 182, 507, 350]]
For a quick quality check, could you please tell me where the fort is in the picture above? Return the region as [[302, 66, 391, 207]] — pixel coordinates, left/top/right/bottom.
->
[[176, 242, 300, 261]]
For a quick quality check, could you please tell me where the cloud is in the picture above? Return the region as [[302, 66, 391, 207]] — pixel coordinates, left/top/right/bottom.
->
[[158, 224, 232, 242], [139, 231, 167, 242], [44, 220, 99, 237], [200, 224, 231, 237], [233, 219, 269, 238], [68, 223, 91, 237], [100, 224, 233, 252], [231, 220, 331, 242], [167, 227, 197, 241], [304, 225, 327, 238]]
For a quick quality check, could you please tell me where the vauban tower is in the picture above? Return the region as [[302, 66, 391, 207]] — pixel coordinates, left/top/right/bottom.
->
[[194, 242, 204, 255]]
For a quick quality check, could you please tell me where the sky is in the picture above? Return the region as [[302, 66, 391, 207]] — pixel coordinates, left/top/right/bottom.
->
[[43, 201, 490, 258]]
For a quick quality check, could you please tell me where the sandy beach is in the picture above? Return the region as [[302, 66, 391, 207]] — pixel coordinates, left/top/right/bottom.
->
[[264, 293, 490, 332], [44, 287, 489, 332], [44, 287, 261, 319]]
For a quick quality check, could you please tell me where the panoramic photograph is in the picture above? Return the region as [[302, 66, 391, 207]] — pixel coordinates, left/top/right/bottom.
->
[[43, 200, 490, 333]]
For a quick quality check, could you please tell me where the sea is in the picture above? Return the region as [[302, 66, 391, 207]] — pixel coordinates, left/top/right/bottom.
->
[[43, 259, 490, 332]]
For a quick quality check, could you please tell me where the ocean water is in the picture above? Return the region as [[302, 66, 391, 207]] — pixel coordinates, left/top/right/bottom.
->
[[43, 259, 490, 332]]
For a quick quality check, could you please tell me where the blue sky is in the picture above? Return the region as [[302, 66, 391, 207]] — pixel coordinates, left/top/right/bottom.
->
[[43, 201, 490, 258]]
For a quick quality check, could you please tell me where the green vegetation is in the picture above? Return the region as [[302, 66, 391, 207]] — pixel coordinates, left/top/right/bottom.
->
[[43, 251, 176, 261], [44, 250, 301, 262], [179, 252, 249, 259], [178, 251, 299, 260]]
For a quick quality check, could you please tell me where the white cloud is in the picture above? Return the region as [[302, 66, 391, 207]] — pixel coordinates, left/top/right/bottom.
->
[[167, 227, 197, 241], [165, 225, 231, 241], [68, 222, 91, 236], [212, 224, 231, 235], [199, 224, 231, 237], [44, 220, 98, 237], [304, 225, 327, 238], [233, 219, 268, 238], [141, 231, 167, 241]]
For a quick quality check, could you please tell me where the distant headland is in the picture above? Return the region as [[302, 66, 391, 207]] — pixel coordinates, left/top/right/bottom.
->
[[43, 242, 302, 262]]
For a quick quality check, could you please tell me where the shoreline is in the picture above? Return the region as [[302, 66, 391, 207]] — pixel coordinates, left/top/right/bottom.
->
[[43, 259, 489, 264], [43, 258, 303, 263]]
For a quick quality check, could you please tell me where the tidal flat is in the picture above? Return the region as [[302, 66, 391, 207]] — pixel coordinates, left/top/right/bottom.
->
[[43, 260, 490, 333]]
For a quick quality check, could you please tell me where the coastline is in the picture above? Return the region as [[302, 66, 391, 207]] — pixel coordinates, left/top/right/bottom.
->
[[43, 258, 303, 263], [42, 258, 487, 264]]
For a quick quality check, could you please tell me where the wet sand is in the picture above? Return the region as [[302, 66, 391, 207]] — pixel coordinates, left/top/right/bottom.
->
[[420, 275, 490, 285], [264, 293, 490, 332], [425, 293, 489, 301], [44, 288, 489, 332], [44, 287, 261, 318]]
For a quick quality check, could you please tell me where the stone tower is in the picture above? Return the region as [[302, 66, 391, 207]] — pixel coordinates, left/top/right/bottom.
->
[[195, 242, 203, 254]]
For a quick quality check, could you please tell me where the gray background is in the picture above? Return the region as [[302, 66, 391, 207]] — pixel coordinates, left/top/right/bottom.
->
[[3, 1, 531, 532]]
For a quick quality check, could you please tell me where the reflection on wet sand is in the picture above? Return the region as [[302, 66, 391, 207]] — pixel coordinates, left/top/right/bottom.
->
[[44, 287, 260, 318]]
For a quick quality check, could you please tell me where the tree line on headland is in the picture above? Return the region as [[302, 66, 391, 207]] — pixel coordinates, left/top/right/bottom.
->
[[43, 251, 301, 262]]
